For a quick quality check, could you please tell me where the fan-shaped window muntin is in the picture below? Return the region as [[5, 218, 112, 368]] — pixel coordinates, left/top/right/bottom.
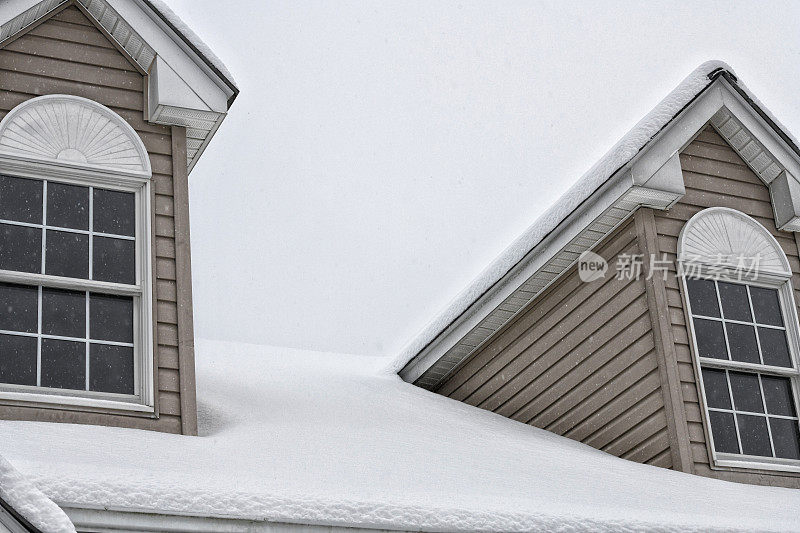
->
[[0, 96, 153, 413], [680, 208, 800, 471]]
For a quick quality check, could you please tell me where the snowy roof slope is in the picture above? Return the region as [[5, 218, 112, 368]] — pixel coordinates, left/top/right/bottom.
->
[[391, 60, 800, 373], [0, 454, 75, 533], [1, 340, 800, 532]]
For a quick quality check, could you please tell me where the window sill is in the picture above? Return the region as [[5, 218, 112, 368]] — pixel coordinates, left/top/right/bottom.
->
[[714, 454, 800, 474], [0, 389, 154, 414]]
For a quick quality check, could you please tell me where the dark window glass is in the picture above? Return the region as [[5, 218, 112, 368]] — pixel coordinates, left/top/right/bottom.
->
[[729, 371, 764, 413], [45, 230, 88, 279], [89, 344, 133, 394], [736, 414, 772, 457], [750, 287, 783, 326], [693, 318, 727, 360], [0, 223, 41, 273], [42, 288, 85, 338], [93, 236, 134, 284], [702, 368, 732, 409], [0, 283, 37, 333], [769, 418, 800, 460], [0, 176, 42, 224], [758, 327, 792, 368], [709, 411, 739, 453], [0, 334, 36, 386], [93, 189, 134, 236], [718, 282, 752, 322], [761, 376, 796, 417], [686, 279, 720, 318], [90, 294, 133, 343], [726, 323, 760, 364], [40, 338, 85, 390], [46, 182, 88, 230]]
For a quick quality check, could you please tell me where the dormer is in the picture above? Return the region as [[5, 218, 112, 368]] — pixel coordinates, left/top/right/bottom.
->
[[0, 0, 237, 435]]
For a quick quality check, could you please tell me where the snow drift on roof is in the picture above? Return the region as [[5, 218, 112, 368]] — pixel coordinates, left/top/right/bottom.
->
[[2, 339, 800, 532], [390, 60, 734, 373], [0, 454, 75, 533]]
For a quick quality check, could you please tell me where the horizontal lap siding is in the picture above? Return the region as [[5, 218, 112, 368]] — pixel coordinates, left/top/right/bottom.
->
[[436, 219, 672, 468], [655, 126, 800, 487], [0, 6, 182, 433]]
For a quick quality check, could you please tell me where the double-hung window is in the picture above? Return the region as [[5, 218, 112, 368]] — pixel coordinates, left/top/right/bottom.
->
[[0, 95, 154, 412], [681, 207, 800, 472]]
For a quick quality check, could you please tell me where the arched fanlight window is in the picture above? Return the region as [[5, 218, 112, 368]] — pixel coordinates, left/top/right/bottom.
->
[[679, 207, 800, 470], [0, 95, 153, 413]]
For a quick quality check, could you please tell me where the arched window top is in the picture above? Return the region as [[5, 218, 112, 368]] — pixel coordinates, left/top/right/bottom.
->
[[0, 95, 151, 177], [678, 207, 791, 278]]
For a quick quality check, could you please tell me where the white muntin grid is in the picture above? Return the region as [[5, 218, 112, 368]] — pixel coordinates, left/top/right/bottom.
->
[[0, 175, 143, 402], [684, 274, 800, 470]]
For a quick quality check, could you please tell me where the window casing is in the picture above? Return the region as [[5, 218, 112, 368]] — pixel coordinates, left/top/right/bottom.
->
[[680, 208, 800, 472], [0, 95, 154, 413]]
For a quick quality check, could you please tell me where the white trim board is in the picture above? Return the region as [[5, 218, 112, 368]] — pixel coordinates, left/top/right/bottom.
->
[[63, 507, 409, 533], [400, 70, 800, 390], [0, 0, 236, 172]]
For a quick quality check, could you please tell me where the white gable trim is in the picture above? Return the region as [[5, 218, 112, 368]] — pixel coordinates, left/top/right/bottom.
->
[[401, 74, 800, 389], [0, 0, 234, 172]]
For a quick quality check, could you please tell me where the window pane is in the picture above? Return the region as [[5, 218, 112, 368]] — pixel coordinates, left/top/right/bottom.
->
[[702, 368, 732, 409], [726, 323, 760, 364], [770, 418, 800, 460], [758, 327, 792, 368], [729, 371, 764, 413], [93, 236, 134, 284], [0, 176, 42, 224], [686, 278, 720, 317], [750, 287, 783, 326], [761, 375, 796, 417], [693, 318, 727, 360], [709, 411, 739, 453], [42, 288, 85, 338], [0, 283, 38, 333], [0, 223, 41, 273], [89, 343, 133, 394], [718, 282, 752, 322], [736, 414, 772, 457], [93, 189, 134, 236], [46, 182, 88, 230], [90, 294, 133, 343], [40, 338, 85, 390], [0, 334, 36, 386], [45, 230, 88, 279]]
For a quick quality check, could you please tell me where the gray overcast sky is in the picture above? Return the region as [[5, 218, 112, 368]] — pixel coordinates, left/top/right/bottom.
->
[[169, 0, 800, 357]]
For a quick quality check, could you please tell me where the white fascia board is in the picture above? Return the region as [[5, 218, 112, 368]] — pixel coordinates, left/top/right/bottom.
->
[[148, 55, 211, 113], [400, 168, 635, 383], [400, 78, 761, 385], [108, 0, 231, 112], [63, 506, 403, 533], [718, 78, 800, 182], [403, 77, 800, 385]]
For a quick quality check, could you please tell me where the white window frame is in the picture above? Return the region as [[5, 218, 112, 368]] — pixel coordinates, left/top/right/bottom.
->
[[0, 95, 154, 413], [680, 208, 800, 473]]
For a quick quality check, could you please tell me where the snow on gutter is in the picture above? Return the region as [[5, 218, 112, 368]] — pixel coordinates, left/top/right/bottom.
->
[[0, 455, 75, 533], [391, 60, 761, 378]]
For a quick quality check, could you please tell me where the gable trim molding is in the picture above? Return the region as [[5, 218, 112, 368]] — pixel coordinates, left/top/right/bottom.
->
[[401, 74, 800, 390], [0, 0, 232, 172]]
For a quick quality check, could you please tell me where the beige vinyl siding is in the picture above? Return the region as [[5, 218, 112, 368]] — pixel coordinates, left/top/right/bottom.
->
[[654, 125, 800, 487], [436, 219, 673, 468], [0, 5, 185, 433]]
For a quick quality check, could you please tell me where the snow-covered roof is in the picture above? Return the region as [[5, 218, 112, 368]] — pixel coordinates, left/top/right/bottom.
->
[[2, 340, 800, 532], [392, 60, 800, 376], [0, 454, 75, 533]]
